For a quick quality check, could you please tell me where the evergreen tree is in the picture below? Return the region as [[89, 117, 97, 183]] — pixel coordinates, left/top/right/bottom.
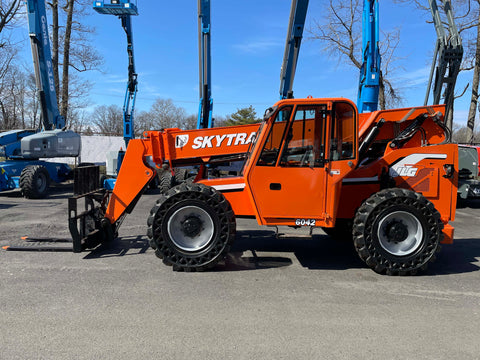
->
[[224, 105, 261, 126]]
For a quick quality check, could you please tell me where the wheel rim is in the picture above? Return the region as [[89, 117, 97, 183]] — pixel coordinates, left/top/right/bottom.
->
[[377, 210, 423, 256], [167, 205, 214, 252], [36, 173, 47, 193]]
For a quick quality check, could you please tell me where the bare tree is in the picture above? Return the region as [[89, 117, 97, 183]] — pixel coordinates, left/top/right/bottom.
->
[[50, 0, 60, 98], [451, 119, 480, 142], [135, 99, 191, 134], [179, 114, 198, 130], [308, 0, 403, 109], [60, 0, 74, 119], [135, 110, 154, 136], [0, 65, 29, 130], [91, 104, 123, 135], [149, 98, 187, 130], [212, 115, 228, 128], [462, 1, 480, 143], [0, 0, 22, 37], [452, 122, 471, 142], [0, 43, 15, 74], [0, 0, 22, 83], [49, 0, 103, 125], [69, 107, 90, 133], [396, 0, 478, 136], [24, 71, 40, 128]]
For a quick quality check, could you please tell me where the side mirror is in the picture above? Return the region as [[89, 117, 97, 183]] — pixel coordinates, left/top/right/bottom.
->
[[263, 107, 276, 121]]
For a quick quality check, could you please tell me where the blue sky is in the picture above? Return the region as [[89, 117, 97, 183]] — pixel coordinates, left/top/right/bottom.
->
[[18, 0, 475, 124]]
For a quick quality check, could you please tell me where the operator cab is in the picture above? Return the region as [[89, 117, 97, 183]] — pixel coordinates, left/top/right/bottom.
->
[[93, 0, 138, 16], [244, 98, 358, 227]]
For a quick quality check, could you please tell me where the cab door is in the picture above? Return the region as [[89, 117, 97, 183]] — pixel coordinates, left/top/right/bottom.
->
[[246, 101, 357, 227], [247, 103, 329, 226]]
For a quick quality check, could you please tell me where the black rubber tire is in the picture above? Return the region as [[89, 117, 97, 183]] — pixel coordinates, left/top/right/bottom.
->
[[353, 188, 443, 275], [173, 168, 188, 185], [159, 171, 174, 193], [147, 182, 236, 272], [19, 165, 50, 199]]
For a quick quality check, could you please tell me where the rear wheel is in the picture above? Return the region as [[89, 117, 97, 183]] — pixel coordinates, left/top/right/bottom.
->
[[19, 165, 50, 199], [353, 188, 443, 275], [159, 171, 174, 193], [147, 182, 236, 272], [174, 168, 189, 184]]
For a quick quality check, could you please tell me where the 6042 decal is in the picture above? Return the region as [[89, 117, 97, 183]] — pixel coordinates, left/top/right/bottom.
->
[[295, 219, 316, 226]]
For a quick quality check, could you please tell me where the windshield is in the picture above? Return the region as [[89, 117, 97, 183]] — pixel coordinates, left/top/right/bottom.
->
[[241, 105, 294, 174]]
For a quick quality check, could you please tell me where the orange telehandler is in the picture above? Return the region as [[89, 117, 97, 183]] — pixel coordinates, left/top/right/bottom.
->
[[69, 98, 457, 275]]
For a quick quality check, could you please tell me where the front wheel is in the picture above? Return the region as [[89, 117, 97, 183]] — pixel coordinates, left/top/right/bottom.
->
[[19, 165, 50, 199], [353, 188, 443, 275], [147, 183, 236, 272]]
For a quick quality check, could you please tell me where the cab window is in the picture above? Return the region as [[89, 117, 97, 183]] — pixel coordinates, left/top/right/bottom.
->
[[330, 102, 355, 161], [279, 105, 327, 167], [257, 106, 292, 166]]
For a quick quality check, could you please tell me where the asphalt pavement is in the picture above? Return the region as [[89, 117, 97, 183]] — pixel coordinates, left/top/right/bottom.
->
[[0, 184, 479, 359]]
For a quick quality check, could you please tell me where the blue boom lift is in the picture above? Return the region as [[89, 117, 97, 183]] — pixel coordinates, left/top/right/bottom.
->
[[357, 0, 381, 113], [197, 0, 213, 129], [93, 0, 138, 189], [0, 0, 81, 198], [279, 0, 309, 100], [356, 0, 462, 116]]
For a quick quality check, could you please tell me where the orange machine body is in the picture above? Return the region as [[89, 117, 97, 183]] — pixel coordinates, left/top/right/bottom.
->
[[105, 98, 457, 243]]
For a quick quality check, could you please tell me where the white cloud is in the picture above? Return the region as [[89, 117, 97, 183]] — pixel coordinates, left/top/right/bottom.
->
[[232, 39, 283, 54], [396, 66, 431, 88], [103, 74, 127, 84]]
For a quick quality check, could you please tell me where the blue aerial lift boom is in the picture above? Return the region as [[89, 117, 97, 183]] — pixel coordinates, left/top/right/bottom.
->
[[197, 0, 213, 129], [0, 0, 81, 198], [93, 0, 138, 147], [357, 0, 381, 113], [279, 0, 309, 100], [356, 0, 462, 117], [93, 0, 138, 189]]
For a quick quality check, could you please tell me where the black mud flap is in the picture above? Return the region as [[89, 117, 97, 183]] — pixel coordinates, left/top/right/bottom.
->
[[68, 165, 115, 252]]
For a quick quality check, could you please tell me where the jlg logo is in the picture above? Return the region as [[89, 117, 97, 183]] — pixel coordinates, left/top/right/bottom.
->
[[191, 132, 256, 149], [390, 153, 447, 177], [392, 166, 419, 177]]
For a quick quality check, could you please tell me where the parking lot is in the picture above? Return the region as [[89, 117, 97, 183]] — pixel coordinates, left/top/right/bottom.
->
[[1, 184, 480, 359]]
